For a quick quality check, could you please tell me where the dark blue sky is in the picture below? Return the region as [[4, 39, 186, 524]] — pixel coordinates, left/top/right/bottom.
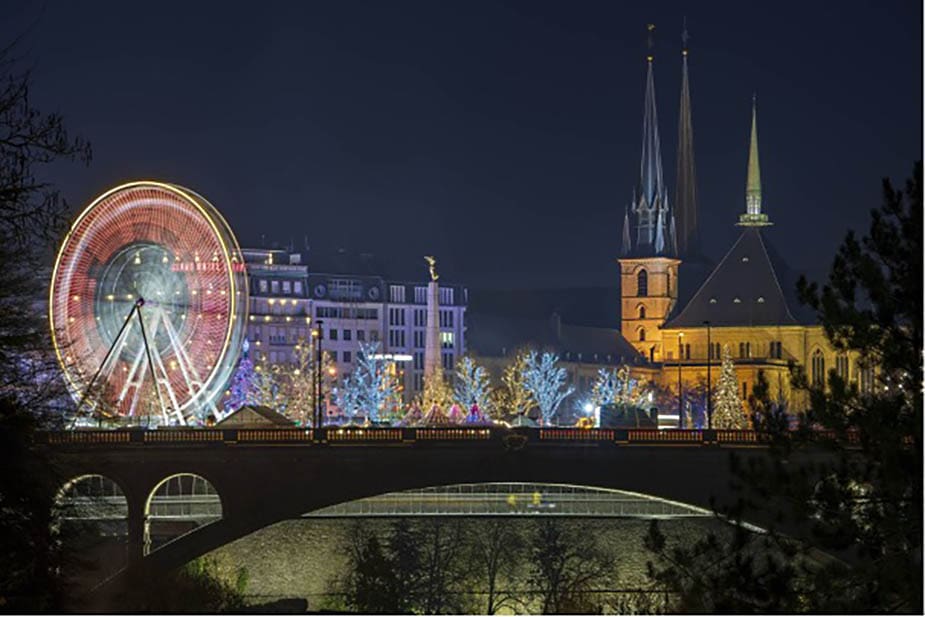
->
[[5, 0, 922, 288]]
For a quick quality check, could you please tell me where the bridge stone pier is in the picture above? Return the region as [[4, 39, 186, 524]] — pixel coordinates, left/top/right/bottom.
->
[[41, 426, 836, 599]]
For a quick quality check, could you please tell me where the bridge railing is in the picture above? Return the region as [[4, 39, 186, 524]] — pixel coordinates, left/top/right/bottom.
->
[[36, 427, 865, 448]]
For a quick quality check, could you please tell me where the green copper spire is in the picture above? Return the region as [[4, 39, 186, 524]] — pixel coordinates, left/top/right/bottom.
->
[[738, 96, 771, 227]]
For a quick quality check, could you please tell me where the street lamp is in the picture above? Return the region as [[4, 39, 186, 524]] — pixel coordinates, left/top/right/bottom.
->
[[677, 332, 684, 429], [315, 320, 324, 428], [703, 320, 712, 429]]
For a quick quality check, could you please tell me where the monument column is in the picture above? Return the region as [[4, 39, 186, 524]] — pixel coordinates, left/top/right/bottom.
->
[[423, 256, 441, 381]]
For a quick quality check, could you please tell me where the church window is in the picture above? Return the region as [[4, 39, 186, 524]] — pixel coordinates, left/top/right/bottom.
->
[[637, 270, 648, 297], [638, 328, 646, 342], [638, 305, 646, 319], [859, 362, 875, 394], [811, 349, 825, 387], [836, 353, 849, 382]]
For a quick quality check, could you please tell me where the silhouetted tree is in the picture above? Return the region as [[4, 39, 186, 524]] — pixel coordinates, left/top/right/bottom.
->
[[645, 163, 923, 613], [528, 520, 612, 614], [0, 35, 91, 612], [464, 518, 525, 614]]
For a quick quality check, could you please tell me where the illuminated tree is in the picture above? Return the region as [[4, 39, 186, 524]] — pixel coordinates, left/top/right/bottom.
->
[[453, 356, 491, 412], [491, 351, 534, 420], [712, 345, 746, 429], [590, 367, 618, 407], [421, 366, 453, 410], [224, 340, 261, 412], [521, 351, 574, 426], [342, 342, 398, 423], [282, 336, 335, 425]]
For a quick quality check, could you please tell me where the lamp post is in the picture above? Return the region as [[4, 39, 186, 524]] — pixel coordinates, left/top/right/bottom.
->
[[315, 320, 324, 428], [677, 332, 684, 429], [703, 320, 712, 429]]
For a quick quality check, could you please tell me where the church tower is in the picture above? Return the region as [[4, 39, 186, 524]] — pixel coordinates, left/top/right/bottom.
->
[[737, 97, 772, 227], [619, 25, 680, 362]]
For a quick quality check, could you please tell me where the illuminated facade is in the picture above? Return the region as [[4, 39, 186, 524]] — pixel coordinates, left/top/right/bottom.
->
[[242, 249, 467, 401]]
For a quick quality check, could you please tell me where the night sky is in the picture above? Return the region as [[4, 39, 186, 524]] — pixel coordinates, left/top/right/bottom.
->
[[4, 0, 922, 289]]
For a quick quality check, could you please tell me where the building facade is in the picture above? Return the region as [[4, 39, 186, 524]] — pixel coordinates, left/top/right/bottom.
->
[[241, 249, 467, 402]]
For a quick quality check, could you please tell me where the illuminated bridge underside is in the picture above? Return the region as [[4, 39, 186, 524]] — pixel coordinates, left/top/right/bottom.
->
[[305, 483, 712, 519]]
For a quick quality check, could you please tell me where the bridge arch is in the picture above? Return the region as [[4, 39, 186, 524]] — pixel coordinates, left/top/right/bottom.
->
[[144, 473, 223, 555]]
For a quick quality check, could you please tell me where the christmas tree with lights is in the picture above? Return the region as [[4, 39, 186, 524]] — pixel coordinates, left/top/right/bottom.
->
[[712, 344, 747, 429], [225, 339, 260, 412]]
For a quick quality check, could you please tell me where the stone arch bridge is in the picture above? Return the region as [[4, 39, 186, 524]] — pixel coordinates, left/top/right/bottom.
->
[[41, 426, 839, 586]]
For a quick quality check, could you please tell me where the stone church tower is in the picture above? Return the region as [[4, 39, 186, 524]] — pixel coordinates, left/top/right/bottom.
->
[[618, 27, 682, 362]]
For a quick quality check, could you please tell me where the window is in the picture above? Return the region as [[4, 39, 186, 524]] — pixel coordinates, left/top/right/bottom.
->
[[329, 329, 338, 341], [637, 269, 648, 297], [389, 329, 405, 348], [441, 331, 454, 349], [770, 341, 783, 359], [811, 349, 825, 387], [414, 353, 423, 370], [343, 329, 352, 341], [439, 287, 454, 305], [413, 331, 425, 348], [684, 344, 691, 360], [638, 328, 646, 342], [370, 330, 379, 342], [294, 281, 303, 295], [259, 279, 268, 294], [739, 342, 751, 358], [667, 270, 672, 296], [413, 309, 426, 327], [709, 342, 721, 360], [329, 278, 363, 300], [638, 305, 646, 319], [859, 362, 875, 394], [389, 308, 406, 326], [271, 280, 279, 294], [414, 287, 427, 304], [742, 381, 748, 399], [343, 351, 352, 364], [357, 330, 365, 341], [282, 281, 291, 294], [442, 352, 454, 371], [439, 310, 454, 328], [836, 353, 849, 382], [389, 285, 405, 303]]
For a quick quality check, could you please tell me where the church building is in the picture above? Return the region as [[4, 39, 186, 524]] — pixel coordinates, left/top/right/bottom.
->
[[618, 29, 869, 422]]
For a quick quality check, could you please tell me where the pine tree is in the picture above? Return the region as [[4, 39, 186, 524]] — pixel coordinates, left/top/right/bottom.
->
[[521, 351, 574, 426], [712, 344, 746, 429], [224, 340, 261, 412]]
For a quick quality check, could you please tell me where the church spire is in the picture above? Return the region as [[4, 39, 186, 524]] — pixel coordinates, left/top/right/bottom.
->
[[738, 96, 771, 226], [625, 24, 674, 256], [675, 19, 700, 255]]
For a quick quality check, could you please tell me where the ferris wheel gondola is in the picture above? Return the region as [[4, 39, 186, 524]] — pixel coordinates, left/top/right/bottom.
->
[[49, 182, 248, 426]]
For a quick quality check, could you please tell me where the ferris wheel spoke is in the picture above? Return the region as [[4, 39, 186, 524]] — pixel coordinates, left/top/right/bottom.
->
[[160, 311, 204, 394], [148, 341, 185, 426]]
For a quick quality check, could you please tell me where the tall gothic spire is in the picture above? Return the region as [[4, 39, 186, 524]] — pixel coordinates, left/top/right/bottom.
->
[[738, 96, 772, 226], [623, 24, 674, 256], [675, 20, 700, 255]]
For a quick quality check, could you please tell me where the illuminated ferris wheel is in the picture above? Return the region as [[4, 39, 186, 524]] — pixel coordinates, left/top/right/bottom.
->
[[49, 182, 248, 426]]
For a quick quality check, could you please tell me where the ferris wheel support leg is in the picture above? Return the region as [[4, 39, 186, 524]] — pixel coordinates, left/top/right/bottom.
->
[[149, 339, 185, 426], [72, 302, 138, 424], [126, 361, 149, 420], [117, 343, 147, 409], [136, 303, 169, 425]]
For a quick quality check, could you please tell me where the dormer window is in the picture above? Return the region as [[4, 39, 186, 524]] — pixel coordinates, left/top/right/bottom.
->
[[757, 296, 765, 303], [742, 256, 750, 262], [709, 298, 717, 304], [733, 297, 742, 303]]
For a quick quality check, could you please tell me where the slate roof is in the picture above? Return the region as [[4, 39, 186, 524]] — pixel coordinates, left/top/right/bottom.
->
[[664, 228, 814, 328], [467, 313, 646, 365]]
